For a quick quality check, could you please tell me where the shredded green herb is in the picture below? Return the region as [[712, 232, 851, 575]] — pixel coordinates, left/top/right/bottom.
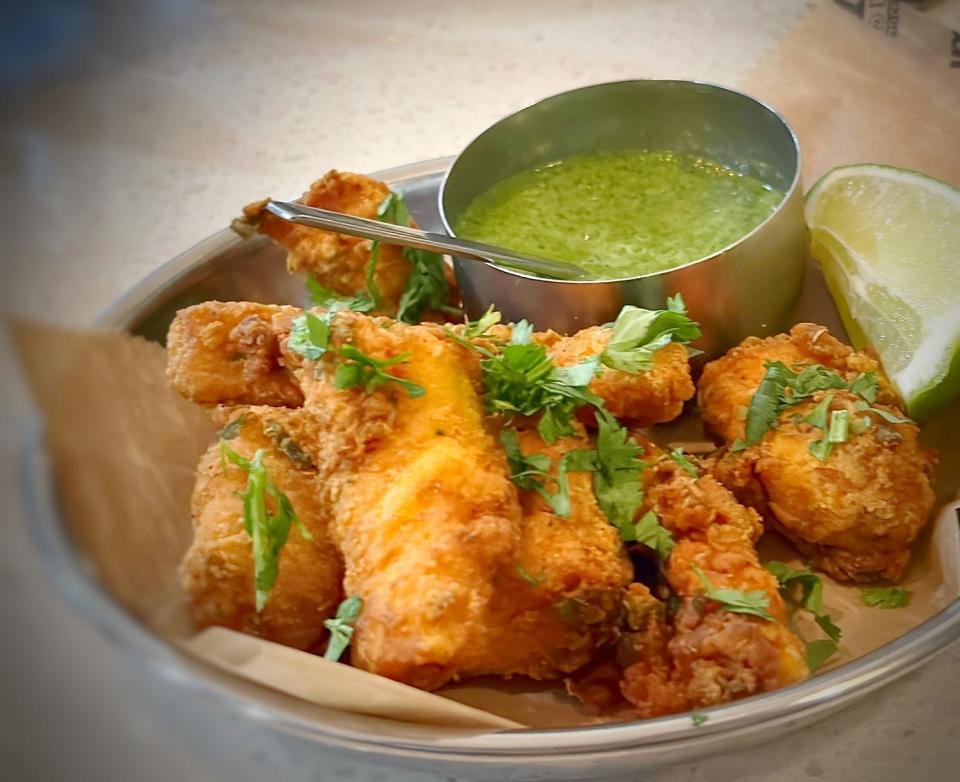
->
[[219, 443, 314, 612], [692, 564, 773, 621], [690, 713, 709, 727], [333, 345, 425, 398], [500, 427, 571, 517], [668, 447, 699, 478], [324, 595, 363, 661], [765, 561, 842, 670], [600, 294, 702, 373], [861, 586, 911, 609], [516, 563, 546, 587], [371, 192, 457, 323]]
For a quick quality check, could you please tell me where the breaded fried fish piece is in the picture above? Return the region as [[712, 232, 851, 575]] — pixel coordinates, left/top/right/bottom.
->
[[619, 459, 808, 717], [540, 327, 695, 425], [182, 406, 342, 650], [709, 393, 937, 582], [235, 170, 412, 313], [166, 301, 302, 407], [698, 323, 937, 582], [698, 322, 897, 443], [289, 313, 630, 689]]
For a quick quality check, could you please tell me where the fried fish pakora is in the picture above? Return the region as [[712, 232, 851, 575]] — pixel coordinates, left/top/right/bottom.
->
[[166, 301, 302, 407], [285, 313, 631, 689], [182, 406, 342, 650], [236, 170, 413, 313], [539, 327, 695, 425], [698, 323, 937, 582], [709, 393, 937, 581], [619, 458, 808, 717]]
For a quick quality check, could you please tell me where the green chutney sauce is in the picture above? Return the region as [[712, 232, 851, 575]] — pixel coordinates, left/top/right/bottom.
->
[[454, 150, 783, 279]]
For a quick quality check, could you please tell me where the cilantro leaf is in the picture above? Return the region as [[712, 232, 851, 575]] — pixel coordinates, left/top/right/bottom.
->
[[848, 372, 879, 403], [516, 563, 546, 587], [217, 413, 248, 442], [600, 297, 702, 374], [305, 274, 375, 313], [464, 305, 502, 338], [288, 312, 331, 361], [803, 394, 834, 429], [333, 345, 425, 398], [219, 444, 313, 611], [765, 561, 842, 669], [500, 428, 570, 517], [690, 713, 709, 727], [692, 564, 774, 621], [324, 595, 363, 661], [861, 586, 911, 608], [373, 191, 456, 323], [631, 509, 676, 560], [805, 639, 839, 672], [852, 400, 911, 424], [668, 447, 699, 478], [590, 413, 648, 532]]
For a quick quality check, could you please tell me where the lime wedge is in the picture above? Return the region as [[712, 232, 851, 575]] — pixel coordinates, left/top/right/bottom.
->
[[805, 164, 960, 421]]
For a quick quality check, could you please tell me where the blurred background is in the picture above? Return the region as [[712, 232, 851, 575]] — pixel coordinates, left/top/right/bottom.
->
[[1, 1, 958, 780]]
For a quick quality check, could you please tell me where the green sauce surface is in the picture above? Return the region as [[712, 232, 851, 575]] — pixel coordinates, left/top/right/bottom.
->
[[454, 150, 783, 279]]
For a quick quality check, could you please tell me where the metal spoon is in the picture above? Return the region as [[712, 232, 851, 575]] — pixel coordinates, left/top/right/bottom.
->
[[264, 200, 592, 281]]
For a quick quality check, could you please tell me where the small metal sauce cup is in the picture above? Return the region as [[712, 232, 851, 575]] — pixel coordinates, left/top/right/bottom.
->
[[439, 80, 805, 356]]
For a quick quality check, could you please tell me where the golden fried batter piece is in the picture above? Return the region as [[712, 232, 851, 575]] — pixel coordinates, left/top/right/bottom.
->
[[540, 328, 695, 425], [619, 460, 807, 717], [698, 322, 897, 443], [236, 170, 412, 313], [293, 313, 630, 689], [699, 323, 937, 582], [710, 393, 937, 582], [182, 407, 342, 650], [166, 301, 302, 407]]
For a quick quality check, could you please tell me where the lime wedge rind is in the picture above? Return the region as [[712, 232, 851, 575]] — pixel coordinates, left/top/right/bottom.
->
[[805, 163, 960, 421]]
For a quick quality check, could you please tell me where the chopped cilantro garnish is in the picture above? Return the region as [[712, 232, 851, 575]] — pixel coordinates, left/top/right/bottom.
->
[[765, 561, 842, 670], [305, 274, 375, 313], [219, 443, 314, 612], [516, 563, 546, 587], [690, 713, 709, 727], [861, 586, 911, 608], [631, 509, 676, 561], [465, 305, 502, 338], [217, 413, 248, 442], [264, 422, 314, 470], [742, 364, 895, 456], [333, 345, 425, 398], [692, 564, 773, 621], [599, 295, 702, 374], [288, 312, 331, 361], [481, 338, 603, 444], [668, 447, 699, 478], [324, 595, 363, 661], [852, 400, 911, 424], [371, 192, 457, 323], [500, 427, 571, 517]]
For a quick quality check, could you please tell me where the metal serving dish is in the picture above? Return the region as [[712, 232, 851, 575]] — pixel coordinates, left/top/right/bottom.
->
[[440, 80, 806, 356], [24, 157, 960, 781]]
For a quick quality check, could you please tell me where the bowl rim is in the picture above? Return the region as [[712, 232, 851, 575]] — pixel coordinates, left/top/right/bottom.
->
[[437, 79, 803, 285], [20, 156, 960, 769]]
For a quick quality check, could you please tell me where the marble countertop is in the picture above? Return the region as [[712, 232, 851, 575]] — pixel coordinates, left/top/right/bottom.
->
[[2, 2, 957, 780]]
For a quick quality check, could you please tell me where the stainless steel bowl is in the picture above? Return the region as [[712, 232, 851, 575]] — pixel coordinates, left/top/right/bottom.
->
[[440, 80, 806, 355], [23, 158, 959, 781]]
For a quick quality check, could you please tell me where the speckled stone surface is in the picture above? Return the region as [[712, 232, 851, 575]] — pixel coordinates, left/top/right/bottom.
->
[[1, 2, 957, 780]]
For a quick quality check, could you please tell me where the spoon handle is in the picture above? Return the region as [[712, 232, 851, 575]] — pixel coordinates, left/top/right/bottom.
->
[[264, 200, 590, 281]]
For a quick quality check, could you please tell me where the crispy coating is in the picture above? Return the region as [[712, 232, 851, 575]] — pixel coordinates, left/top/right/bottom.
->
[[540, 327, 695, 425], [291, 313, 631, 689], [181, 407, 342, 650], [237, 170, 413, 313], [710, 393, 937, 581], [699, 323, 937, 582], [619, 460, 808, 716], [166, 301, 302, 407]]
